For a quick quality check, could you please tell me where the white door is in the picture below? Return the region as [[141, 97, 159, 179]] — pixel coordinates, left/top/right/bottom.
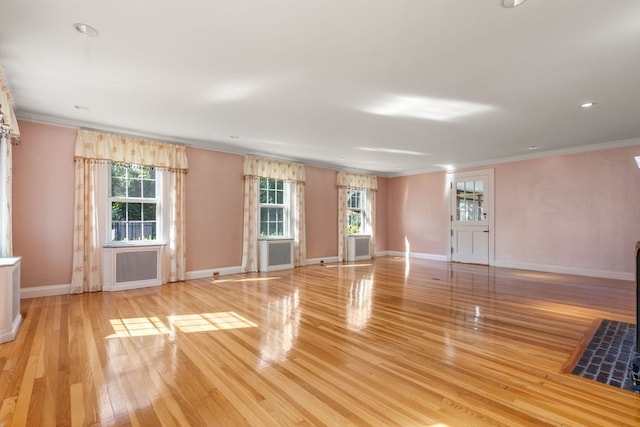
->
[[449, 170, 493, 265]]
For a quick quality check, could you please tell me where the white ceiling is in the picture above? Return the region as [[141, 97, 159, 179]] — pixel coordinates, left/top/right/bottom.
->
[[1, 0, 639, 176]]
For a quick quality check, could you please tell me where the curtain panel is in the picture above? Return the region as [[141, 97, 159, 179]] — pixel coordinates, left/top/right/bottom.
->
[[70, 160, 104, 293], [0, 135, 13, 257], [241, 156, 306, 272], [0, 69, 20, 145], [71, 130, 188, 293], [337, 171, 378, 262]]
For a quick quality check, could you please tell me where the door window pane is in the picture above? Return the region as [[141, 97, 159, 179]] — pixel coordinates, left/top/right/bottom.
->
[[456, 179, 484, 221]]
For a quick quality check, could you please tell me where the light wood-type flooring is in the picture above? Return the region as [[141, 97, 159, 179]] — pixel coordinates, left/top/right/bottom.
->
[[1, 257, 639, 426]]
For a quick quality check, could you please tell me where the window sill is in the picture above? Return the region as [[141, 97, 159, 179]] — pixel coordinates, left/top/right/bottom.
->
[[258, 237, 294, 241], [104, 241, 167, 248]]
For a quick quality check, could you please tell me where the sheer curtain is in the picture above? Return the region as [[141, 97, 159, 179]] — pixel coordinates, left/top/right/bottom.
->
[[241, 156, 306, 272], [0, 69, 20, 257], [71, 130, 189, 293], [337, 171, 378, 262], [0, 135, 13, 257]]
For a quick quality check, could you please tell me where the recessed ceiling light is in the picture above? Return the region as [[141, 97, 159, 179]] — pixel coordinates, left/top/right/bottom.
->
[[528, 145, 541, 150], [73, 23, 99, 37], [580, 101, 596, 108], [73, 105, 89, 110], [503, 0, 526, 8]]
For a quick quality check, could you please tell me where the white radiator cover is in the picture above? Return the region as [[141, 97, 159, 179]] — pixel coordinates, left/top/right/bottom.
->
[[103, 245, 163, 291], [258, 239, 294, 271], [0, 257, 22, 344], [347, 235, 371, 262]]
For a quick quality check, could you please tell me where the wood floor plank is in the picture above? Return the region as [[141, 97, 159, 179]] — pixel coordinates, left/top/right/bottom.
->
[[1, 257, 640, 426]]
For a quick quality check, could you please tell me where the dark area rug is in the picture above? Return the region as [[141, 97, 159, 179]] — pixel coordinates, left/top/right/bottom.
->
[[571, 319, 638, 392]]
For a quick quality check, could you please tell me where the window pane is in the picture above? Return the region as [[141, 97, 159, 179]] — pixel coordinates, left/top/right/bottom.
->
[[142, 222, 156, 240], [112, 177, 126, 197], [128, 203, 142, 221], [348, 191, 361, 209], [128, 167, 142, 179], [348, 211, 362, 234], [140, 167, 154, 179], [128, 179, 142, 197], [142, 203, 156, 220], [142, 180, 156, 198], [128, 222, 142, 240], [112, 202, 126, 221], [465, 181, 474, 192], [112, 164, 127, 178], [111, 222, 126, 241]]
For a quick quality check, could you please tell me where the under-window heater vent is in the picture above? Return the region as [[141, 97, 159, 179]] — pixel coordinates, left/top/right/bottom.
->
[[259, 240, 294, 271], [103, 245, 163, 291], [347, 235, 371, 262], [116, 251, 157, 283]]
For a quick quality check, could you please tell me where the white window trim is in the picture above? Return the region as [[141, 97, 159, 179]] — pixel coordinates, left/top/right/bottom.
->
[[258, 179, 294, 240], [103, 164, 168, 247], [347, 189, 369, 235]]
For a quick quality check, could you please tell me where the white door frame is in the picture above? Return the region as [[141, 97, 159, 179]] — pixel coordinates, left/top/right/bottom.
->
[[446, 169, 495, 265]]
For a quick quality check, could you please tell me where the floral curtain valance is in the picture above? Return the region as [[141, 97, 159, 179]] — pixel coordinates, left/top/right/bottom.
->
[[0, 69, 20, 145], [337, 171, 377, 190], [75, 129, 189, 172], [243, 156, 305, 182]]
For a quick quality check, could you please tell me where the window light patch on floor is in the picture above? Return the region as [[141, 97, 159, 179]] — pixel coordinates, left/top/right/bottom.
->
[[107, 312, 257, 338]]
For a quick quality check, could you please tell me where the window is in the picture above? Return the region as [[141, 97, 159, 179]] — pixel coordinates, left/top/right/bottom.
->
[[455, 180, 484, 221], [259, 177, 291, 238], [110, 164, 159, 242], [347, 189, 367, 234]]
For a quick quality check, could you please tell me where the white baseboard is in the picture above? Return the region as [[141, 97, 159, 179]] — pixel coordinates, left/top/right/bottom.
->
[[306, 257, 340, 265], [387, 251, 448, 262], [375, 250, 390, 258], [21, 284, 70, 299], [494, 260, 634, 281], [102, 278, 162, 292], [186, 265, 243, 280]]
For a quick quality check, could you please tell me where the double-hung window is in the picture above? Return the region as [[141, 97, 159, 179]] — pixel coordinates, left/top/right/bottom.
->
[[109, 163, 159, 242], [347, 189, 367, 234], [259, 177, 292, 238]]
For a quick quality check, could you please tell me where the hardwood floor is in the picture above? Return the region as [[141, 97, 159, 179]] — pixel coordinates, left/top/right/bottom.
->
[[1, 257, 639, 426]]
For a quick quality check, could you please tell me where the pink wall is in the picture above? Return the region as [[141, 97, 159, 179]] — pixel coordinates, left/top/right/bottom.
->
[[375, 177, 388, 252], [185, 147, 244, 271], [387, 144, 640, 276], [305, 166, 338, 259], [387, 172, 448, 255], [493, 146, 640, 274], [13, 121, 76, 288]]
